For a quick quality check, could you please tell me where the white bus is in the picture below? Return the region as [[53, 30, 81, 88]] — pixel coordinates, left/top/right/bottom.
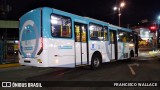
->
[[19, 7, 138, 69]]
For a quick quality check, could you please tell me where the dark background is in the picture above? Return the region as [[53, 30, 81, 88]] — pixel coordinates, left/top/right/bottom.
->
[[0, 0, 160, 27]]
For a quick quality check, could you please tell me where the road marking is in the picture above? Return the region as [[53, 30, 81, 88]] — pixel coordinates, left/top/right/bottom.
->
[[128, 63, 139, 75], [38, 68, 53, 73]]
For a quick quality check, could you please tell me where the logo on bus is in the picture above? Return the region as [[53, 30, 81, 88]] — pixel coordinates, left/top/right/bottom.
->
[[91, 44, 96, 50]]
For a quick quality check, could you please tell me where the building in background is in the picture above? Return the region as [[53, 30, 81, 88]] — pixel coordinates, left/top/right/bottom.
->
[[0, 20, 19, 64], [134, 27, 153, 40], [133, 27, 155, 47]]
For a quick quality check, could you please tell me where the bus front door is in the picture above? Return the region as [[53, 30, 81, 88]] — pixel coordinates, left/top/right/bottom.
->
[[74, 22, 88, 65], [109, 30, 117, 60]]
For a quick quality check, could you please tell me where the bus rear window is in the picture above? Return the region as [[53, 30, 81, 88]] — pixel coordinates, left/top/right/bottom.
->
[[51, 14, 72, 38]]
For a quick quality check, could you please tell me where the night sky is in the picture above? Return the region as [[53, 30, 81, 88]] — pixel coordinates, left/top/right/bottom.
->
[[0, 0, 160, 27]]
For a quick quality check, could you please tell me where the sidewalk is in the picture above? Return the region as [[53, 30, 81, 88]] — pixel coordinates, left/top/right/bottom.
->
[[138, 49, 160, 61], [139, 46, 160, 58], [148, 50, 160, 58]]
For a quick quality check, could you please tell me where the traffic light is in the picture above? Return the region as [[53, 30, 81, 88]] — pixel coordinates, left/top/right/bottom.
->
[[149, 26, 157, 33]]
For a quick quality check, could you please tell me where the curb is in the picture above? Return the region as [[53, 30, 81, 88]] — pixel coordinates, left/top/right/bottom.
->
[[0, 63, 20, 68]]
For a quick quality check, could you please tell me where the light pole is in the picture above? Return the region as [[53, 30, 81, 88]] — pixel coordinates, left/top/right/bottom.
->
[[113, 2, 125, 27]]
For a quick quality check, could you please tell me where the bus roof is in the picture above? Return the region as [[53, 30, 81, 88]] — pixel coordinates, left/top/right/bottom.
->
[[21, 7, 132, 32], [50, 7, 109, 26], [109, 24, 132, 32]]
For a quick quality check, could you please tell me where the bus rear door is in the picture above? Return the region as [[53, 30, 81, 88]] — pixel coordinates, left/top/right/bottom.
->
[[74, 22, 88, 65], [109, 30, 118, 60]]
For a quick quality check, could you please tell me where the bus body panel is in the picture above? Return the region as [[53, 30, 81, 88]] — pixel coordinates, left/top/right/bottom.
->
[[118, 42, 130, 59], [108, 24, 134, 60], [46, 38, 75, 67], [42, 7, 52, 39], [85, 19, 110, 64], [88, 41, 110, 65]]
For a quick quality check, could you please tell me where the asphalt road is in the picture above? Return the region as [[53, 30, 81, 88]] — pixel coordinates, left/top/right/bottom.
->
[[0, 53, 160, 90], [25, 60, 160, 81]]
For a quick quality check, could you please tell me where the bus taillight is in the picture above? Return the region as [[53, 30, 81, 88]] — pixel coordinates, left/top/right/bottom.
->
[[37, 37, 43, 55], [18, 41, 22, 55], [40, 37, 43, 48]]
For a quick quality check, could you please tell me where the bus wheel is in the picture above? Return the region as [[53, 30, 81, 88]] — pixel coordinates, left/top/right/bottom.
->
[[128, 50, 134, 61], [130, 50, 134, 57], [91, 55, 101, 70]]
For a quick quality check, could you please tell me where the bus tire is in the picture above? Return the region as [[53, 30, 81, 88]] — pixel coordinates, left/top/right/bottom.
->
[[91, 54, 102, 70], [130, 50, 134, 57], [128, 50, 134, 61]]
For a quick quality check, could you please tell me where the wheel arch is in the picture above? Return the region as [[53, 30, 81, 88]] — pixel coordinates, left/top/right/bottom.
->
[[91, 51, 102, 63], [130, 50, 134, 57]]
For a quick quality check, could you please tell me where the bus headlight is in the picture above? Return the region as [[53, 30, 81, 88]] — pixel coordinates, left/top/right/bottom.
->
[[129, 44, 134, 47]]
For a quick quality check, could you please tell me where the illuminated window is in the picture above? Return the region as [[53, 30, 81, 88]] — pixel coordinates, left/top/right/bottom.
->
[[75, 25, 81, 42], [118, 30, 128, 42], [103, 26, 108, 41], [118, 30, 132, 42], [75, 24, 87, 42], [51, 14, 72, 38], [81, 26, 86, 42], [128, 33, 134, 43], [89, 23, 103, 41], [110, 32, 114, 43]]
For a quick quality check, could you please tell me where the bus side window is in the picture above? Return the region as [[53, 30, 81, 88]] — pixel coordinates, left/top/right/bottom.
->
[[89, 23, 103, 41], [118, 30, 128, 43], [51, 14, 72, 38], [51, 25, 61, 37], [62, 26, 70, 37], [129, 33, 134, 43]]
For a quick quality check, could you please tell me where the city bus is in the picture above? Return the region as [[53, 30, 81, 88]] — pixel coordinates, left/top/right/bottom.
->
[[19, 7, 138, 69]]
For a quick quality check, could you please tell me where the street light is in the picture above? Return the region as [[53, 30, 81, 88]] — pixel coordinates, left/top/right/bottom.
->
[[157, 15, 160, 48], [113, 2, 125, 27], [120, 2, 125, 7], [158, 16, 160, 20]]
